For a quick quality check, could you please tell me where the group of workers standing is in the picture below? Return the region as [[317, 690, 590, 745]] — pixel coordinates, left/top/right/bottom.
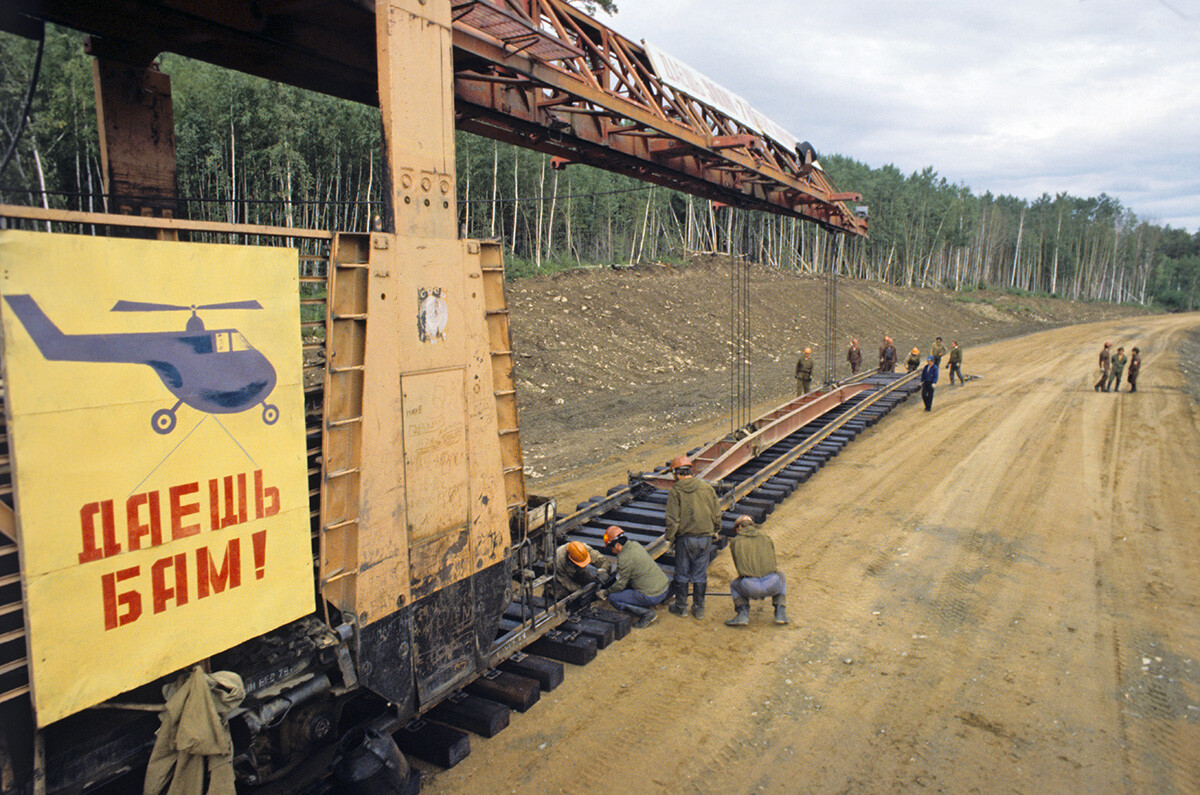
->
[[554, 455, 788, 630], [1094, 342, 1141, 392]]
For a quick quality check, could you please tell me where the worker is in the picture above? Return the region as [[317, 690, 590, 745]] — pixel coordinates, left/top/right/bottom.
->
[[920, 355, 938, 411], [930, 336, 947, 366], [1095, 342, 1112, 392], [599, 526, 669, 628], [664, 454, 721, 619], [905, 347, 921, 372], [847, 338, 862, 375], [947, 340, 964, 385], [1127, 346, 1141, 392], [878, 336, 897, 373], [795, 348, 814, 395], [1107, 346, 1127, 393], [725, 516, 788, 626], [553, 540, 612, 597]]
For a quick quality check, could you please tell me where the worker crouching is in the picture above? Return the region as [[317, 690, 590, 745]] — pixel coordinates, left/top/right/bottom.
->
[[725, 516, 789, 626], [600, 526, 669, 628], [554, 540, 612, 597]]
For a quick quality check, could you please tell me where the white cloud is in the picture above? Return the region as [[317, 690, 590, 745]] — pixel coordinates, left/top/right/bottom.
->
[[612, 0, 1200, 231]]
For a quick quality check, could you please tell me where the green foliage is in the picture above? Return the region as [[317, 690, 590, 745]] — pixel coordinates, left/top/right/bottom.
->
[[2, 25, 1197, 311]]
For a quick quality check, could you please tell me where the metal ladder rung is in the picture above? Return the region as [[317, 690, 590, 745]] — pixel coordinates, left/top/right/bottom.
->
[[0, 658, 28, 677], [325, 467, 361, 479], [497, 428, 519, 436], [494, 389, 516, 397], [0, 685, 29, 704], [326, 416, 363, 428], [0, 628, 24, 646], [324, 518, 358, 530], [328, 365, 365, 373], [331, 313, 367, 321]]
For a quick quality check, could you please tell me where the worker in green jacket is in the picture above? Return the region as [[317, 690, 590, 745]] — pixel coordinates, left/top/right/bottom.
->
[[665, 454, 722, 619], [795, 348, 815, 395], [600, 526, 669, 628], [930, 337, 947, 366], [1107, 346, 1127, 393], [947, 340, 964, 385], [725, 516, 788, 626], [554, 540, 612, 597]]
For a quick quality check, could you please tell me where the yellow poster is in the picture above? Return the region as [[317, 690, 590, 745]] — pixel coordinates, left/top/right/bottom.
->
[[0, 230, 315, 726]]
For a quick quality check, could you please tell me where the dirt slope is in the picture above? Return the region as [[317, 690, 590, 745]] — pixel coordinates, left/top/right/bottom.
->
[[509, 256, 1150, 506], [428, 309, 1200, 794]]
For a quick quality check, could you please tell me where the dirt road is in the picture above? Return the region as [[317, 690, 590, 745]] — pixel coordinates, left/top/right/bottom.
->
[[427, 312, 1200, 793]]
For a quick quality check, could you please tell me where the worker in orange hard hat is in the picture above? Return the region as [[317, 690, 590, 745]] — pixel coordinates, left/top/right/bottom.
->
[[795, 347, 814, 395], [905, 347, 921, 373], [600, 526, 669, 628], [553, 539, 612, 597], [665, 453, 722, 619]]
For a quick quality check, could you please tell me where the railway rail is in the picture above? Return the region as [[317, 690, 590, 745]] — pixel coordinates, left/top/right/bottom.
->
[[363, 369, 925, 786]]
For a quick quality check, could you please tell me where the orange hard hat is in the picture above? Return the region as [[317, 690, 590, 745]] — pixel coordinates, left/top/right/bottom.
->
[[912, 348, 919, 355], [566, 540, 591, 567], [804, 347, 812, 355], [671, 454, 692, 470], [602, 526, 625, 547]]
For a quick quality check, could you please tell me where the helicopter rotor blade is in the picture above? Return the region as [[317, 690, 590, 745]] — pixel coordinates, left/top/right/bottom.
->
[[111, 300, 190, 312], [195, 300, 263, 311]]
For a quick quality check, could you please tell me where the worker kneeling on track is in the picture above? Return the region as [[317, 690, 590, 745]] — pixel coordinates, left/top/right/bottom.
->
[[725, 515, 789, 626], [554, 540, 613, 597], [598, 526, 669, 629]]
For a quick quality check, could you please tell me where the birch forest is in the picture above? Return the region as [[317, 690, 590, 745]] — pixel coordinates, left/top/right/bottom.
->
[[3, 27, 1198, 310]]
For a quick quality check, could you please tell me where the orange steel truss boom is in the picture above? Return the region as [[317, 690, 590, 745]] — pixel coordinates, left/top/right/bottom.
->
[[0, 0, 866, 234]]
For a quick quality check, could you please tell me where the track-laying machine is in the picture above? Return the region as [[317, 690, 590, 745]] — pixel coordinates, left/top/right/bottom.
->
[[0, 0, 864, 789]]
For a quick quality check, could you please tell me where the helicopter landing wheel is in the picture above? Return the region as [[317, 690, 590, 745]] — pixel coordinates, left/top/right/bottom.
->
[[262, 403, 279, 425], [152, 408, 177, 435]]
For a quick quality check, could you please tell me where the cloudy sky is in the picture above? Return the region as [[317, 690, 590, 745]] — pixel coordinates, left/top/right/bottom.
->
[[608, 0, 1200, 233]]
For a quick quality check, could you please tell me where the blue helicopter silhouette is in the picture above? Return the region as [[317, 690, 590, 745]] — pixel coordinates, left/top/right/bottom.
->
[[3, 294, 279, 434]]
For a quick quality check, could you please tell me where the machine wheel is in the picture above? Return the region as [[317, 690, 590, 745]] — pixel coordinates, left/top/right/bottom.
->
[[151, 408, 177, 434]]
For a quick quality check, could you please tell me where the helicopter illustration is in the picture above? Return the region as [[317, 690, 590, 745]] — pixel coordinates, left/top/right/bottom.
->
[[3, 294, 279, 435]]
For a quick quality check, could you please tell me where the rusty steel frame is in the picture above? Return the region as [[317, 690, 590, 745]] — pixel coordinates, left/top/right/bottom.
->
[[642, 383, 872, 490], [2, 0, 866, 235], [452, 0, 866, 233]]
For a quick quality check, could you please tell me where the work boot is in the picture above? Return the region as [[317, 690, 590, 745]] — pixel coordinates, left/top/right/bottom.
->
[[691, 583, 706, 619], [773, 595, 789, 625], [627, 605, 657, 629], [725, 605, 750, 626], [669, 582, 688, 616]]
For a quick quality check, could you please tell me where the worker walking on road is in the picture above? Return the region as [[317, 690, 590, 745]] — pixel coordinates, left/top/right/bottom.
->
[[847, 338, 862, 375], [600, 526, 669, 628], [553, 540, 612, 597], [930, 337, 947, 366], [905, 347, 921, 373], [920, 356, 939, 411], [795, 348, 814, 395], [665, 454, 721, 619], [1095, 342, 1112, 392], [947, 340, 964, 385], [1127, 347, 1141, 392], [1107, 346, 1127, 393], [879, 336, 897, 373], [725, 516, 789, 626]]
